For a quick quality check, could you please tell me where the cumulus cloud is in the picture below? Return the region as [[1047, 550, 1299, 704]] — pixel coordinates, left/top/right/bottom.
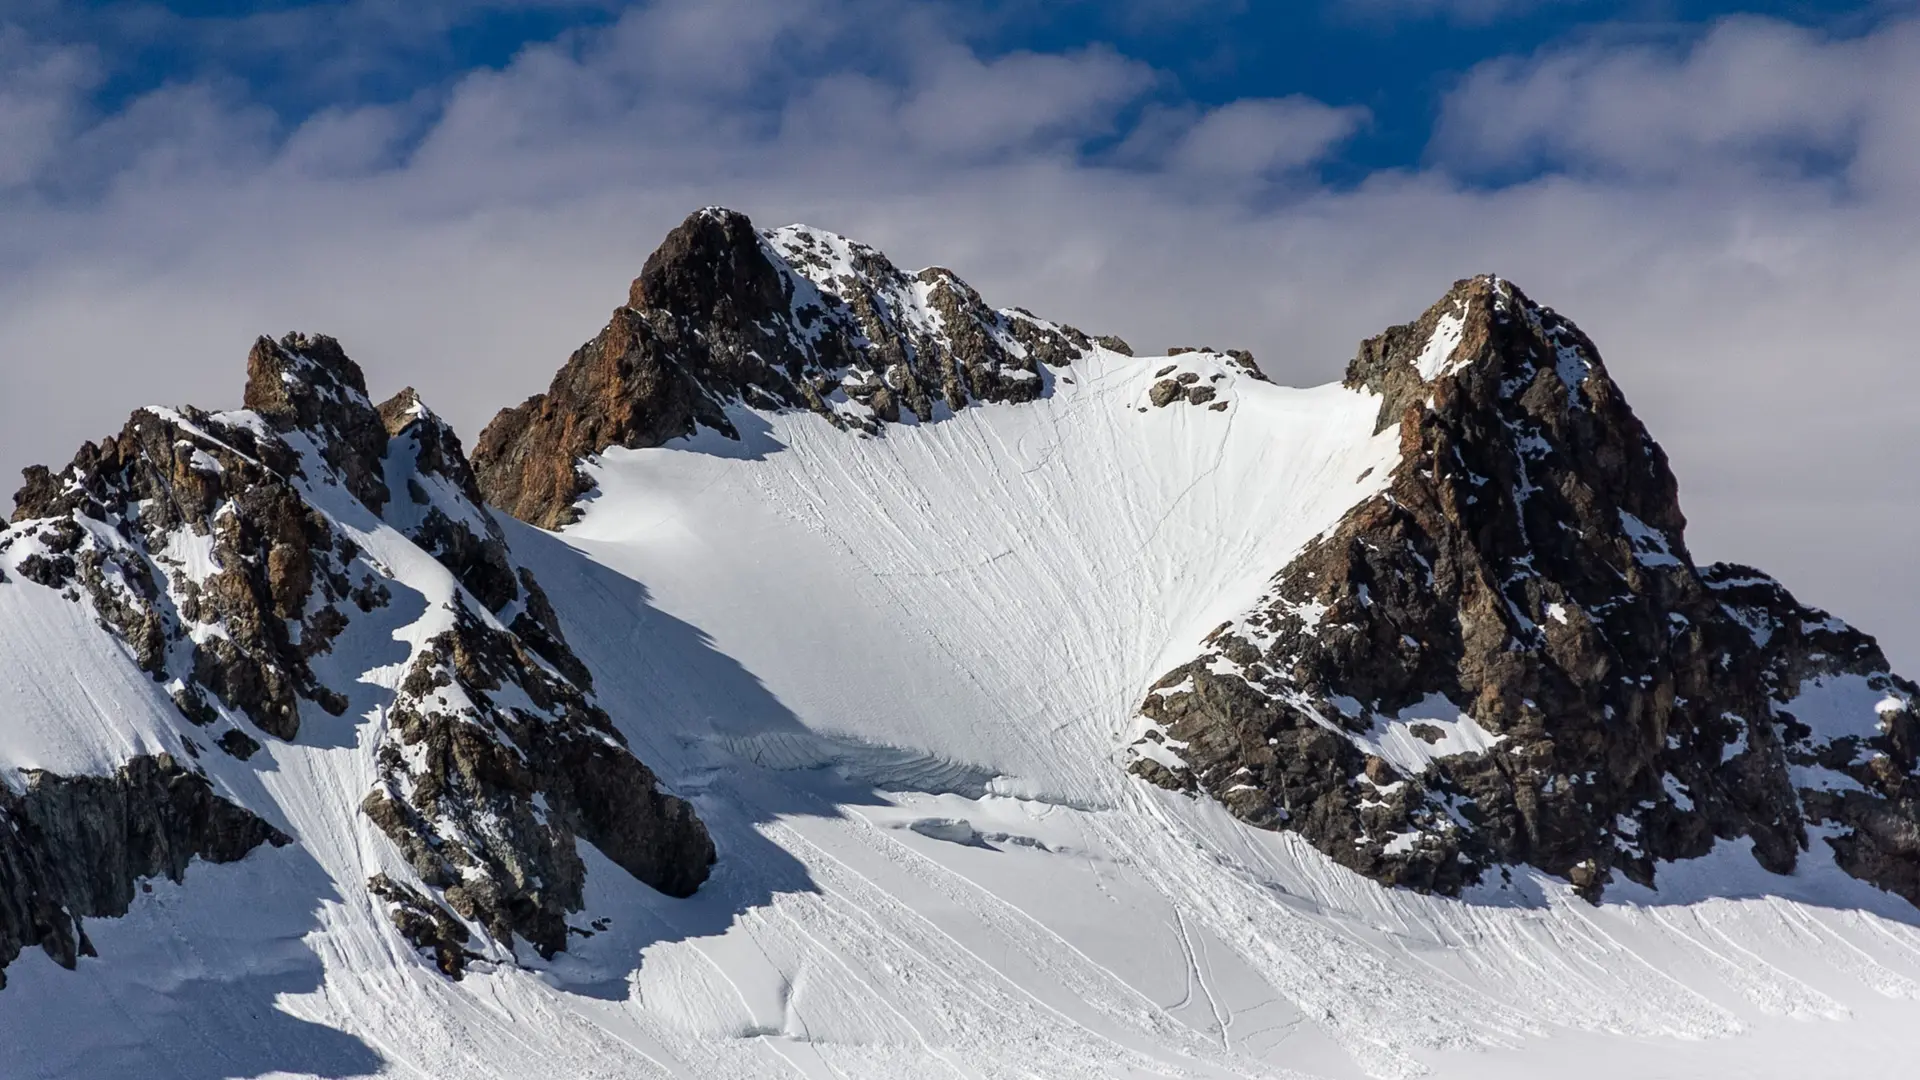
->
[[1136, 96, 1371, 184], [0, 27, 98, 191], [0, 3, 1914, 667], [1434, 16, 1920, 187]]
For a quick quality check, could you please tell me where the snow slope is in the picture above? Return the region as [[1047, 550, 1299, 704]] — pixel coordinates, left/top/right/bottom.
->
[[5, 343, 1920, 1080]]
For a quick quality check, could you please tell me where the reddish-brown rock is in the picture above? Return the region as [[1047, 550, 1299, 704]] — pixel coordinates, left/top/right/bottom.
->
[[473, 208, 1104, 529]]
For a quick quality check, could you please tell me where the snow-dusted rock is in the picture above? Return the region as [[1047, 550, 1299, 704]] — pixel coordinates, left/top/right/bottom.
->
[[1, 333, 712, 983], [471, 207, 1108, 528], [1130, 275, 1920, 903]]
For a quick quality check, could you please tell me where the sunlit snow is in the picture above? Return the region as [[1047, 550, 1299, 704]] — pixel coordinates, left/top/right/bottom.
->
[[4, 342, 1918, 1080]]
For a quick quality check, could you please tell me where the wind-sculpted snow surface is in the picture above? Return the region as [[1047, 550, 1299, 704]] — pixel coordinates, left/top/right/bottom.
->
[[2, 210, 1918, 1080]]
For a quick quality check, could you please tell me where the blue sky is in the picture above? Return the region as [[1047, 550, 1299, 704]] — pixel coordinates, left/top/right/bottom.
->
[[12, 1, 1902, 189], [2, 0, 1918, 666]]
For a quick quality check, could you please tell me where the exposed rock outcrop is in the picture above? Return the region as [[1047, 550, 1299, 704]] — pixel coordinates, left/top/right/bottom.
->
[[0, 754, 289, 988], [4, 333, 713, 982], [377, 389, 590, 688], [361, 601, 713, 970], [8, 345, 394, 742], [246, 333, 393, 514], [368, 872, 480, 979], [1129, 276, 1919, 903], [473, 207, 1112, 528]]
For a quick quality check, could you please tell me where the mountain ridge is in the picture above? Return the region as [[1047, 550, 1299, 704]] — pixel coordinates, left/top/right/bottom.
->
[[471, 207, 1120, 528], [1128, 273, 1918, 903], [0, 205, 1915, 1079], [3, 328, 715, 983]]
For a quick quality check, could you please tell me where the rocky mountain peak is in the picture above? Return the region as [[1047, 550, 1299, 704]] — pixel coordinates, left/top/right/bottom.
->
[[1, 332, 713, 983], [626, 206, 779, 315], [473, 206, 1112, 528], [1361, 274, 1688, 577], [244, 331, 392, 514], [1131, 276, 1917, 904], [244, 331, 371, 420], [1349, 275, 1620, 430]]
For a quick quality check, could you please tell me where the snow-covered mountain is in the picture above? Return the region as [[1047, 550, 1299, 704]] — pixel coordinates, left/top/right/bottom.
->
[[2, 207, 1916, 1080]]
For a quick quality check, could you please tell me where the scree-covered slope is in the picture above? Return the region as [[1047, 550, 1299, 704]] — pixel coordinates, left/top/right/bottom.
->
[[0, 207, 1916, 1080]]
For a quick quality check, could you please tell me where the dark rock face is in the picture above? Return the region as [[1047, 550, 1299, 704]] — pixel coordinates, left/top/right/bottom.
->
[[361, 602, 713, 970], [1130, 276, 1919, 903], [376, 389, 590, 685], [4, 334, 713, 982], [8, 343, 393, 743], [364, 388, 716, 973], [0, 754, 289, 988], [379, 388, 518, 612], [246, 333, 394, 515], [473, 207, 1110, 529], [368, 872, 479, 979], [364, 386, 720, 972]]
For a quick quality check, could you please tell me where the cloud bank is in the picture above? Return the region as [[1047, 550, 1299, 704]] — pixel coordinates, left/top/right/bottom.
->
[[1, 2, 1914, 667]]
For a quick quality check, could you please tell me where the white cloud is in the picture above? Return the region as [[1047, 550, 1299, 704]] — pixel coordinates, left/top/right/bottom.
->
[[1161, 97, 1371, 181], [0, 27, 98, 190], [891, 45, 1157, 159], [0, 5, 1914, 669], [1433, 16, 1920, 187]]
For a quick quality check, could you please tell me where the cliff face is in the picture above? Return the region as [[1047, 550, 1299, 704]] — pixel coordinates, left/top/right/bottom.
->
[[2, 333, 712, 983], [0, 754, 288, 989], [1129, 276, 1918, 902], [472, 208, 1114, 529]]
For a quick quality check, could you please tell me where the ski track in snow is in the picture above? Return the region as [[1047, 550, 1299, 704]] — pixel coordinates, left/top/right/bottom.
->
[[5, 348, 1920, 1078]]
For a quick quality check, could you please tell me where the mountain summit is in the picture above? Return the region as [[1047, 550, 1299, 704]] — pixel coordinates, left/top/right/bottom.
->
[[0, 209, 1915, 1079], [1130, 275, 1918, 902], [472, 207, 1117, 528], [3, 330, 713, 984]]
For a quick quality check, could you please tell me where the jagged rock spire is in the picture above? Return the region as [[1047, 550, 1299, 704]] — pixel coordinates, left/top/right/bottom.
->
[[246, 332, 392, 513]]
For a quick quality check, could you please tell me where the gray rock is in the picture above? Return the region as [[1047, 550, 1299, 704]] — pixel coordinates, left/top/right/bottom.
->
[[0, 754, 289, 987], [1131, 276, 1920, 904], [1149, 379, 1185, 408]]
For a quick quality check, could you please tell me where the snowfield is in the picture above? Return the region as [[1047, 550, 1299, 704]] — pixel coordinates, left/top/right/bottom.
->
[[5, 345, 1920, 1079]]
